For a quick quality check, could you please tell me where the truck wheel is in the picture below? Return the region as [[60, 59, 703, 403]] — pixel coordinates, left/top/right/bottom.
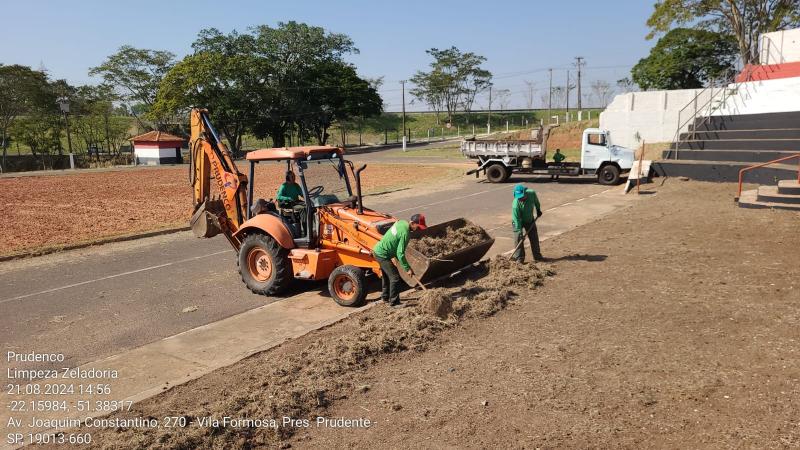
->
[[328, 265, 367, 307], [486, 164, 509, 183], [598, 165, 621, 185], [238, 233, 291, 296]]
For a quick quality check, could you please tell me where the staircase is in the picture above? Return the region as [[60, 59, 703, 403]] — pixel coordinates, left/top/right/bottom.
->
[[738, 180, 800, 210], [654, 111, 800, 183]]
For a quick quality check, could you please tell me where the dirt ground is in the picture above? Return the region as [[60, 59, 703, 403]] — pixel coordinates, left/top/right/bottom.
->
[[0, 163, 452, 257], [289, 180, 800, 448], [42, 179, 800, 448]]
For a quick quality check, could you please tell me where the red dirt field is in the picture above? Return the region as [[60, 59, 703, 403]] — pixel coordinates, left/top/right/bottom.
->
[[0, 163, 451, 257]]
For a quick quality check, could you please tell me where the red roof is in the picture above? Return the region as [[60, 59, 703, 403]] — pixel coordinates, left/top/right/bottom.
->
[[131, 131, 185, 143], [246, 146, 343, 161]]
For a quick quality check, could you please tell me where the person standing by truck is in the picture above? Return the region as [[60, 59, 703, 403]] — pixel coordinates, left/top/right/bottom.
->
[[551, 148, 566, 181], [372, 214, 427, 306], [512, 184, 543, 262]]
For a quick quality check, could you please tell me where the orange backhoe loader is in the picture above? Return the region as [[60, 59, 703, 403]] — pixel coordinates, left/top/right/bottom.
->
[[188, 108, 493, 306]]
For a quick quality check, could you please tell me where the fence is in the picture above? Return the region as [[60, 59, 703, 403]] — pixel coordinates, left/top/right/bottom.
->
[[0, 153, 134, 173]]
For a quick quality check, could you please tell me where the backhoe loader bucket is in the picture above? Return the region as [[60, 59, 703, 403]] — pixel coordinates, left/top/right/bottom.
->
[[190, 200, 222, 238], [400, 218, 495, 286]]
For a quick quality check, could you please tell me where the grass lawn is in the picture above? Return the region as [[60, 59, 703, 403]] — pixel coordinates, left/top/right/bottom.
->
[[394, 143, 463, 159]]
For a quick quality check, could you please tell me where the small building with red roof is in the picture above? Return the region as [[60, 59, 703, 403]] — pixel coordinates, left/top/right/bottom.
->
[[131, 131, 185, 165]]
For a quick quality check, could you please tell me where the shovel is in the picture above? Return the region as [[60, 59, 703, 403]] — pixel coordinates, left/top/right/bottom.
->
[[507, 218, 538, 260]]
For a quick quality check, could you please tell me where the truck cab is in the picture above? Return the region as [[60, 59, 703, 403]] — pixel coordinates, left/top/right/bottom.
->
[[580, 128, 635, 184]]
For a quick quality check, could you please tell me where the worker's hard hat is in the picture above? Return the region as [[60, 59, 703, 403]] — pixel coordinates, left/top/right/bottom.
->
[[410, 213, 427, 230], [514, 184, 527, 199]]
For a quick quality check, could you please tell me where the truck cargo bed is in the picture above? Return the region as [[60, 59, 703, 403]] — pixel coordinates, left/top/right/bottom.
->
[[461, 140, 544, 158]]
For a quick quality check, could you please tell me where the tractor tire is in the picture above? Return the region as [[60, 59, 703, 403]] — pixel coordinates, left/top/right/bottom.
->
[[328, 265, 367, 307], [597, 164, 621, 185], [486, 164, 509, 183], [238, 233, 291, 296]]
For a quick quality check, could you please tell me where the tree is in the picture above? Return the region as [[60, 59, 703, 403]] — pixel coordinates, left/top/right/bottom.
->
[[12, 112, 63, 167], [154, 30, 261, 155], [617, 77, 638, 93], [551, 86, 567, 108], [523, 80, 537, 109], [90, 46, 176, 129], [71, 84, 131, 155], [590, 80, 615, 107], [494, 89, 512, 110], [646, 0, 800, 65], [303, 61, 382, 145], [410, 47, 491, 122], [154, 23, 380, 150], [632, 28, 738, 90], [0, 65, 51, 168]]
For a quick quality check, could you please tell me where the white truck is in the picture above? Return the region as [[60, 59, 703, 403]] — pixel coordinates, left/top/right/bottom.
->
[[462, 128, 635, 185]]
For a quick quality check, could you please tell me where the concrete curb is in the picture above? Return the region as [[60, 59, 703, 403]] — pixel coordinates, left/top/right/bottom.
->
[[0, 226, 190, 263]]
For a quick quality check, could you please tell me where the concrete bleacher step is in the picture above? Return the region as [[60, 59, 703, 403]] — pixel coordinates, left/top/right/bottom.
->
[[690, 111, 800, 132], [673, 139, 800, 151], [653, 160, 798, 183], [680, 129, 800, 141], [757, 185, 800, 203], [778, 180, 800, 195], [738, 189, 800, 211], [661, 150, 798, 163]]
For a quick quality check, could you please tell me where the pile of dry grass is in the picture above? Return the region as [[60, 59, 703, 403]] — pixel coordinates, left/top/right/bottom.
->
[[410, 223, 490, 259], [78, 257, 551, 449]]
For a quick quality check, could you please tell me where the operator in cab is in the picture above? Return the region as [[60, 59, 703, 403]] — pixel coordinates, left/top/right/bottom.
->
[[276, 171, 306, 234], [276, 171, 303, 204], [372, 213, 427, 307]]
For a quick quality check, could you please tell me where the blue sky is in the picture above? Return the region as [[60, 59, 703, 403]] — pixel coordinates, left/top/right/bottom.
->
[[0, 0, 656, 110]]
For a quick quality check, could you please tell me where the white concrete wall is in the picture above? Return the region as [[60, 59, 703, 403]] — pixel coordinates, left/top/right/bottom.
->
[[134, 147, 179, 159], [760, 28, 800, 64], [711, 75, 800, 116], [599, 89, 712, 149]]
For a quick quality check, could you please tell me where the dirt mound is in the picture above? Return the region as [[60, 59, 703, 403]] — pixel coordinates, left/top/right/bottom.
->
[[410, 223, 490, 259], [76, 257, 551, 449]]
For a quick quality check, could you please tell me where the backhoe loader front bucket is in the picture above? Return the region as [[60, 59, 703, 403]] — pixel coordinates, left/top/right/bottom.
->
[[190, 200, 223, 238], [399, 218, 495, 286]]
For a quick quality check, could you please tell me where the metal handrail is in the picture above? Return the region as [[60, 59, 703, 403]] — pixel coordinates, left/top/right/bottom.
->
[[736, 152, 800, 199], [668, 63, 754, 160]]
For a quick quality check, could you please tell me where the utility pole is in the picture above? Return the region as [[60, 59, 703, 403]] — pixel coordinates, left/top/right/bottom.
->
[[575, 56, 585, 110], [548, 68, 553, 124], [566, 70, 570, 113], [487, 84, 493, 135], [401, 80, 407, 151]]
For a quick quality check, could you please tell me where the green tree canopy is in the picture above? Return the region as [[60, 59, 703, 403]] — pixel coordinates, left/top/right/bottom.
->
[[632, 28, 738, 90], [90, 46, 176, 128], [153, 22, 381, 150], [647, 0, 800, 65], [0, 64, 52, 166], [410, 47, 491, 123]]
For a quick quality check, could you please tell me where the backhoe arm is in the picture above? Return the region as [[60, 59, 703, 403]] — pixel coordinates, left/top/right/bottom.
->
[[189, 108, 248, 250]]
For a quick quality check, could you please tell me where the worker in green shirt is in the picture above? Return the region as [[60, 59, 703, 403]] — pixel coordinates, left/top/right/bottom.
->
[[512, 184, 543, 262], [551, 148, 566, 181], [276, 171, 306, 235], [372, 213, 427, 306]]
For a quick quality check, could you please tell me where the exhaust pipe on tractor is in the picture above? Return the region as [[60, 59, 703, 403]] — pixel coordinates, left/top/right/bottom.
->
[[354, 164, 367, 215]]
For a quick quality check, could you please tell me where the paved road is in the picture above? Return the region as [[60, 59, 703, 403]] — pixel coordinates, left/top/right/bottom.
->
[[0, 163, 614, 373]]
